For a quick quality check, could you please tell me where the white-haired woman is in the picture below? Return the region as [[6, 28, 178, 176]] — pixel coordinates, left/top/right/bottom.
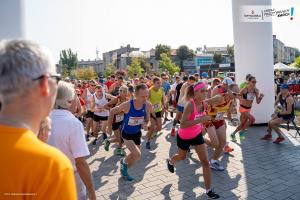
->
[[48, 81, 96, 200]]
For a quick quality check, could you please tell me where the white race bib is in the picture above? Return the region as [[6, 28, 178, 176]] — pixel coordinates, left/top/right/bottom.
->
[[153, 103, 161, 110], [128, 116, 144, 126], [194, 114, 202, 120], [215, 112, 225, 120], [115, 114, 124, 123]]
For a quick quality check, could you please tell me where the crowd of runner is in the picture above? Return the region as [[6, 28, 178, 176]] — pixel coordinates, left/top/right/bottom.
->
[[1, 40, 296, 200]]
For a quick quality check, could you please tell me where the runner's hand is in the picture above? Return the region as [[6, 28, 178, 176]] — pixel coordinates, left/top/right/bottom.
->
[[199, 115, 211, 123], [143, 123, 148, 131]]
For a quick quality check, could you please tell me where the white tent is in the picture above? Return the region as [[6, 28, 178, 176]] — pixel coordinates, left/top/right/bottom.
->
[[274, 62, 299, 71]]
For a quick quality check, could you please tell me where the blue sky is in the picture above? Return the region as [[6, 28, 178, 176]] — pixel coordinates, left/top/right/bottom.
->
[[25, 0, 300, 62]]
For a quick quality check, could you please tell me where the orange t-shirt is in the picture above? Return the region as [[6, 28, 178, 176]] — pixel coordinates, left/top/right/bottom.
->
[[0, 125, 77, 200]]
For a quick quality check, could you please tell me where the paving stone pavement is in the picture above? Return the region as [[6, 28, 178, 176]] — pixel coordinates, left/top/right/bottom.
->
[[86, 121, 300, 200]]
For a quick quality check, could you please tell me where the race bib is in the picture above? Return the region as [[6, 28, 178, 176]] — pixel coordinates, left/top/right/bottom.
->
[[115, 114, 124, 123], [128, 116, 144, 126], [153, 103, 161, 110], [215, 112, 225, 120], [247, 93, 255, 101], [194, 114, 202, 120]]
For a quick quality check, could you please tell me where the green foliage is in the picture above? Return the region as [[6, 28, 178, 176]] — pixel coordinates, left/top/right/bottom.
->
[[159, 53, 180, 76], [227, 45, 234, 62], [72, 66, 97, 80], [59, 49, 78, 77], [176, 45, 195, 70], [104, 62, 117, 78], [213, 53, 224, 64], [295, 56, 300, 68], [155, 44, 171, 60], [127, 58, 144, 78]]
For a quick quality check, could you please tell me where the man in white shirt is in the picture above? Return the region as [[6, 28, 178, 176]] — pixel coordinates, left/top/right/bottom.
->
[[48, 81, 96, 200]]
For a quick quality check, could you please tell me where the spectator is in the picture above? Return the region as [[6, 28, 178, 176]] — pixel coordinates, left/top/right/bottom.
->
[[274, 73, 284, 94], [287, 73, 297, 84], [0, 40, 76, 199], [105, 74, 115, 90], [49, 81, 96, 200], [38, 117, 51, 143]]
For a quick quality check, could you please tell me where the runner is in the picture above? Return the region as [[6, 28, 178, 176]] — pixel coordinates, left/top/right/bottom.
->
[[90, 85, 115, 145], [170, 76, 181, 118], [170, 75, 195, 136], [204, 77, 239, 171], [166, 81, 220, 199], [146, 77, 165, 149], [261, 84, 294, 144], [231, 75, 264, 141], [109, 76, 124, 96], [82, 80, 96, 141], [107, 83, 152, 181], [161, 73, 171, 122], [104, 85, 129, 156]]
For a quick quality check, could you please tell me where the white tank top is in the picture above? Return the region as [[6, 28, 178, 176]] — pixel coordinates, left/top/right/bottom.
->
[[93, 93, 109, 117], [86, 88, 94, 110]]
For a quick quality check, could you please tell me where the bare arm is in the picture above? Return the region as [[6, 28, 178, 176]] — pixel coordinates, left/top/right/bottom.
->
[[75, 157, 96, 200], [90, 96, 95, 112], [107, 101, 130, 128], [255, 89, 264, 104], [280, 97, 294, 115], [104, 98, 118, 110]]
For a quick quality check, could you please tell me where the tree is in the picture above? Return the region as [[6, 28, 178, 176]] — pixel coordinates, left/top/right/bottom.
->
[[72, 66, 97, 80], [227, 45, 234, 63], [137, 56, 151, 74], [155, 44, 171, 60], [127, 58, 144, 78], [159, 53, 180, 76], [295, 56, 300, 68], [59, 49, 78, 77], [104, 62, 117, 78], [176, 45, 195, 71], [213, 53, 224, 64]]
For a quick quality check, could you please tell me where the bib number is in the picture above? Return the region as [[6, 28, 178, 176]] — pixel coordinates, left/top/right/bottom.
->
[[115, 115, 124, 123], [215, 112, 225, 120], [128, 117, 144, 126], [153, 103, 161, 110]]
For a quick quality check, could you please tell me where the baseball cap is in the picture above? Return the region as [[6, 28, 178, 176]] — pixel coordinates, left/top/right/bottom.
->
[[201, 72, 208, 78], [280, 84, 289, 90], [222, 77, 233, 85]]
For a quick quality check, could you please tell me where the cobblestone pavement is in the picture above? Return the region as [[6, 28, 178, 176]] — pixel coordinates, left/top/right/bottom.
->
[[87, 121, 300, 200]]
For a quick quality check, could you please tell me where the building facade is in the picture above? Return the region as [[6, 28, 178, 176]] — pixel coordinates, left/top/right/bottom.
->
[[77, 59, 104, 75], [102, 44, 139, 69], [273, 35, 299, 64]]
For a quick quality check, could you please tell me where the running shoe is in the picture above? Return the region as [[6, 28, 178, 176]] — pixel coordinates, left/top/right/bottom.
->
[[102, 133, 107, 140], [166, 159, 174, 173], [223, 145, 234, 153], [206, 190, 220, 199], [210, 161, 225, 171], [92, 138, 98, 145], [146, 141, 151, 149], [239, 130, 246, 141], [230, 133, 237, 142], [170, 128, 175, 137], [116, 148, 125, 157], [273, 137, 285, 144], [120, 158, 133, 181], [261, 134, 272, 140], [104, 139, 110, 151]]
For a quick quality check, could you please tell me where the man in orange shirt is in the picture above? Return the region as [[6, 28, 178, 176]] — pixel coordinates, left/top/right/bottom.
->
[[0, 40, 77, 200]]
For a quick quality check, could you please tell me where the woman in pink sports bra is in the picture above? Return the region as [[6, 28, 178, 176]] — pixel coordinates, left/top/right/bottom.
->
[[166, 81, 222, 199]]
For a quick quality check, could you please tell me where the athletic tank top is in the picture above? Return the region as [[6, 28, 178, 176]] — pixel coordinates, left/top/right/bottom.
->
[[242, 88, 256, 101], [85, 88, 94, 110], [121, 99, 146, 134], [149, 87, 163, 113], [93, 93, 109, 117], [178, 99, 205, 140], [279, 94, 294, 117]]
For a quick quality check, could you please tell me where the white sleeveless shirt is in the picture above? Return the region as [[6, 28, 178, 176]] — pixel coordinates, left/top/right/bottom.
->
[[93, 93, 109, 117], [85, 88, 94, 110]]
